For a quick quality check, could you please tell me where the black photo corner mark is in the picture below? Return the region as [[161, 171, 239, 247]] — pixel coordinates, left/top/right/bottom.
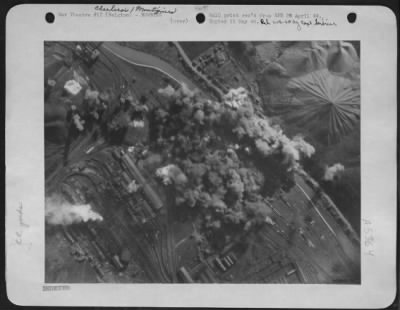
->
[[45, 12, 55, 23]]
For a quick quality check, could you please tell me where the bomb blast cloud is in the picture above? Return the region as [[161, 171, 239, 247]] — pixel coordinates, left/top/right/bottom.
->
[[323, 163, 345, 181], [223, 88, 315, 170], [45, 195, 103, 226]]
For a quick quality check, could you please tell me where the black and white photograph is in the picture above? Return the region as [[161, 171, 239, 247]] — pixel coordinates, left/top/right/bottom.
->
[[6, 4, 397, 307], [44, 40, 361, 284]]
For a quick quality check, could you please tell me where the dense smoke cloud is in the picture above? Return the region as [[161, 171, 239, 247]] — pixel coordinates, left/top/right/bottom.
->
[[226, 88, 315, 169], [156, 164, 188, 186], [223, 87, 251, 109], [157, 84, 175, 97], [281, 137, 301, 165], [158, 83, 195, 99], [291, 135, 315, 158], [280, 135, 316, 168], [323, 163, 345, 181], [45, 195, 103, 226]]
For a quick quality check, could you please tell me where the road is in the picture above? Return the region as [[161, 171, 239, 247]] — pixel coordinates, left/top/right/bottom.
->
[[46, 42, 185, 282], [46, 42, 360, 284], [294, 175, 360, 266], [275, 173, 360, 282], [238, 171, 361, 283], [294, 182, 336, 237], [101, 42, 197, 90], [172, 42, 225, 99]]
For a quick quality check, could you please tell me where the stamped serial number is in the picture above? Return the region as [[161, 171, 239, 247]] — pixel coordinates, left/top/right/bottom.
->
[[43, 285, 71, 291]]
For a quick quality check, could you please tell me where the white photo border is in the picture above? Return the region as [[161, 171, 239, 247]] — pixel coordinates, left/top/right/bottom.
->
[[6, 4, 397, 308]]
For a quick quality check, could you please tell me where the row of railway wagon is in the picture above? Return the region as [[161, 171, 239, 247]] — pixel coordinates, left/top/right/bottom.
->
[[61, 224, 125, 280], [58, 147, 165, 281], [113, 148, 163, 224], [212, 253, 238, 273], [178, 252, 239, 283]]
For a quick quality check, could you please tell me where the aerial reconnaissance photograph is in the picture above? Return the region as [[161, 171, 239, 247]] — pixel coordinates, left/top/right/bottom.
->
[[45, 41, 361, 284]]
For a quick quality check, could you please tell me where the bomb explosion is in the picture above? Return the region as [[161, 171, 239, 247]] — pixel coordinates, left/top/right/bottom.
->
[[45, 41, 360, 284]]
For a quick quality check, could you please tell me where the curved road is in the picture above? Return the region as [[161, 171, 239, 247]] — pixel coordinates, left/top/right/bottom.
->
[[172, 42, 225, 99], [101, 42, 196, 90]]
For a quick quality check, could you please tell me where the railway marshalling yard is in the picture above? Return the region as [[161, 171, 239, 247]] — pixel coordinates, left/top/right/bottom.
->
[[45, 41, 360, 284]]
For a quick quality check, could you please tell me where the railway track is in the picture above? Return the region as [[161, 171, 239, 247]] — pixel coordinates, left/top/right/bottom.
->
[[62, 172, 169, 283], [60, 151, 176, 282]]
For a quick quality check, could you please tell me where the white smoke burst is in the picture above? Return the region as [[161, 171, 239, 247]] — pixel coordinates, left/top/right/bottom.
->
[[157, 84, 175, 97], [45, 195, 103, 226], [157, 83, 195, 99], [323, 163, 345, 181], [224, 87, 316, 170], [279, 135, 315, 169]]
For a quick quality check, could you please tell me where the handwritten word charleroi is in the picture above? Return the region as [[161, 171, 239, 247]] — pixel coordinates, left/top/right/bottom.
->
[[260, 17, 337, 31], [94, 5, 176, 16]]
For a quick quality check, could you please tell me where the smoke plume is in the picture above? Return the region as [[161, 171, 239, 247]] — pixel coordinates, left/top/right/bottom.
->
[[158, 84, 175, 97], [226, 87, 316, 170], [45, 195, 103, 226], [323, 163, 345, 181], [279, 135, 315, 169]]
